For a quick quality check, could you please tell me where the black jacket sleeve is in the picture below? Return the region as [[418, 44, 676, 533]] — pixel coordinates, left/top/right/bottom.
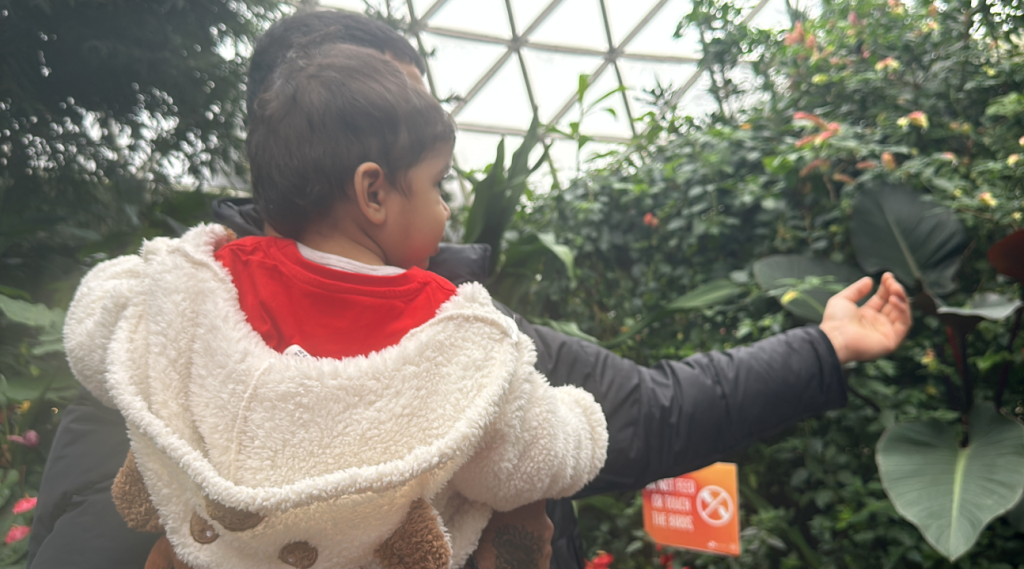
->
[[495, 305, 847, 497], [26, 387, 159, 569]]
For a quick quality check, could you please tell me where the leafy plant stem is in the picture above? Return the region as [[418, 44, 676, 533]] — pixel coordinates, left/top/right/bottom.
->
[[740, 481, 822, 569], [993, 306, 1022, 410]]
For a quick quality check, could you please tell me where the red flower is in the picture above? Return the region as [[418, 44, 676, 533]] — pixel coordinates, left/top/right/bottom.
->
[[659, 552, 676, 566], [585, 552, 614, 569], [643, 212, 660, 228], [5, 525, 30, 545], [12, 497, 37, 515]]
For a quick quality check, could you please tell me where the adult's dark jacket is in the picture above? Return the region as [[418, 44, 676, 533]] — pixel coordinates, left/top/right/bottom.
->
[[27, 199, 846, 569]]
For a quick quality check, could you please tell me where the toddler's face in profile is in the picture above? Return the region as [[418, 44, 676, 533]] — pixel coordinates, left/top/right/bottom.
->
[[377, 143, 453, 270]]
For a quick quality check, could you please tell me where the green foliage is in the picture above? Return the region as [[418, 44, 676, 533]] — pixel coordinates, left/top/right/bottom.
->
[[476, 0, 1024, 566], [0, 1, 284, 563], [876, 403, 1024, 561]]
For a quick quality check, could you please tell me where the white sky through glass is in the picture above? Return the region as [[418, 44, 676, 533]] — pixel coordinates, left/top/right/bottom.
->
[[317, 0, 803, 196]]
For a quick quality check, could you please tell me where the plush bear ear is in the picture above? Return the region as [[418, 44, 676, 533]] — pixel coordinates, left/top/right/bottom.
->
[[145, 535, 195, 569], [112, 450, 164, 533], [374, 498, 452, 569]]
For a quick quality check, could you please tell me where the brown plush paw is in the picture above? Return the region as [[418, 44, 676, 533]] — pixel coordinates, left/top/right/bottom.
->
[[112, 450, 163, 533], [374, 498, 451, 569], [145, 535, 195, 569]]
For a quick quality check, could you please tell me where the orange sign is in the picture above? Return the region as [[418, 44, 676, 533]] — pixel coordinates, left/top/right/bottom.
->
[[642, 462, 740, 556]]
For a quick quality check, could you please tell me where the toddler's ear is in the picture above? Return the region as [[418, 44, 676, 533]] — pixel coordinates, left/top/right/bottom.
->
[[353, 162, 389, 225]]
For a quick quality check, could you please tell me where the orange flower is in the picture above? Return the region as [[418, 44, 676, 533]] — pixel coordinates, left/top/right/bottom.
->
[[832, 173, 856, 184], [785, 21, 805, 46], [875, 57, 900, 72], [897, 111, 929, 129], [793, 111, 826, 128], [881, 152, 897, 171], [856, 160, 878, 170], [800, 158, 830, 177], [643, 212, 659, 228]]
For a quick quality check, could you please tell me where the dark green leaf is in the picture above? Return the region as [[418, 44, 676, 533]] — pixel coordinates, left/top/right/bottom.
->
[[752, 255, 864, 322], [664, 279, 743, 311], [850, 184, 967, 296], [876, 403, 1024, 561], [535, 319, 598, 343], [937, 292, 1023, 335]]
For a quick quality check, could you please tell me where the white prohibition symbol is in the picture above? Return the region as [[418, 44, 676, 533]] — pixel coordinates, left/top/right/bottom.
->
[[696, 485, 734, 527]]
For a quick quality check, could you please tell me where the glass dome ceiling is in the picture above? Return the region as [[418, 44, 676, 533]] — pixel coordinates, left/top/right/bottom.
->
[[316, 0, 799, 193]]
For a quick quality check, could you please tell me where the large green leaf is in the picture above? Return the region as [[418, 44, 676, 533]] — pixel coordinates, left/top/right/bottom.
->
[[876, 403, 1024, 561], [1008, 497, 1024, 533], [0, 296, 63, 331], [461, 118, 547, 274], [850, 184, 967, 296], [534, 319, 599, 344], [752, 255, 864, 322], [937, 292, 1023, 335], [664, 279, 743, 311]]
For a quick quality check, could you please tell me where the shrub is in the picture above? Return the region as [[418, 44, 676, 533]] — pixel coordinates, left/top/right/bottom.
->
[[488, 0, 1024, 566]]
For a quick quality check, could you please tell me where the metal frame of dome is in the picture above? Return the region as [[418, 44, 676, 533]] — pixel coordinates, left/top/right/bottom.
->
[[318, 0, 778, 141]]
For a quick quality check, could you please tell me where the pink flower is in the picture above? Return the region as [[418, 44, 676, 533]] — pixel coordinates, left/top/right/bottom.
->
[[643, 213, 659, 228], [12, 497, 37, 515], [5, 525, 30, 545], [848, 11, 861, 25], [8, 430, 39, 448]]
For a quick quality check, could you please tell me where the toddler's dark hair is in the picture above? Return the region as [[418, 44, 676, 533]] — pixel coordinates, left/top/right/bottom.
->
[[247, 11, 425, 111], [247, 45, 455, 239]]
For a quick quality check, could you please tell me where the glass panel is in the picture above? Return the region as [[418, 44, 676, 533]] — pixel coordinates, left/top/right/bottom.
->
[[421, 33, 509, 100], [624, 0, 699, 57], [318, 0, 367, 11], [429, 0, 512, 39], [604, 0, 662, 46], [616, 58, 700, 117], [528, 0, 609, 51], [509, 0, 555, 34], [746, 0, 793, 30], [409, 0, 440, 18], [455, 56, 534, 130], [520, 48, 604, 123], [673, 71, 717, 117], [453, 131, 514, 172]]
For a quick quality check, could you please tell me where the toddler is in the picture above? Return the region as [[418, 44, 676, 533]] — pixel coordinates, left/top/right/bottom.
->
[[63, 45, 607, 569]]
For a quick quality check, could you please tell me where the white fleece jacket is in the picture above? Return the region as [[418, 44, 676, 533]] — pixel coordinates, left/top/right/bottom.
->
[[64, 224, 608, 569]]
